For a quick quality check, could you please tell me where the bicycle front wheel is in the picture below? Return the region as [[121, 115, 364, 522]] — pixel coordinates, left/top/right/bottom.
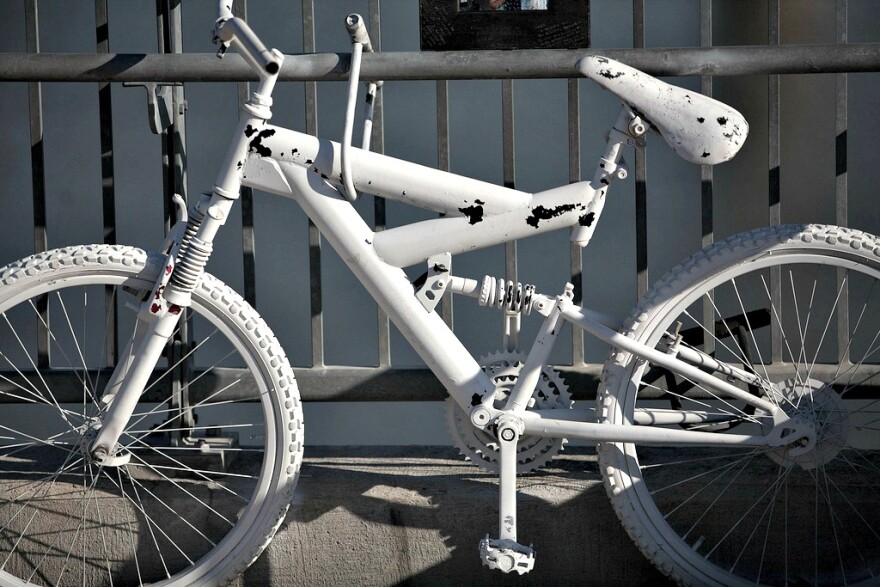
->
[[599, 225, 880, 586], [0, 245, 303, 586]]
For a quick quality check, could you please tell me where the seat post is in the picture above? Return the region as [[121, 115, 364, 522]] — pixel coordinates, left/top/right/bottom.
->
[[570, 105, 644, 248]]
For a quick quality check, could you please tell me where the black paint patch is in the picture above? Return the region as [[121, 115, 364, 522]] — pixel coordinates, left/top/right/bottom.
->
[[433, 263, 449, 273], [702, 151, 711, 158], [247, 128, 276, 157], [471, 393, 482, 407], [578, 212, 595, 227], [526, 203, 579, 228], [459, 204, 484, 225], [305, 159, 314, 165], [717, 116, 728, 126], [244, 125, 258, 138], [697, 117, 705, 124], [597, 57, 609, 64], [599, 69, 625, 79]]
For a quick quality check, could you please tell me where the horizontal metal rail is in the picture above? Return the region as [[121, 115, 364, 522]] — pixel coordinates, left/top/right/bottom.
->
[[2, 362, 877, 403], [2, 44, 880, 83]]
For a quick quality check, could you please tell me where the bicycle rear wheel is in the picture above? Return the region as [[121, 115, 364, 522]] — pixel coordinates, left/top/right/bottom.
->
[[0, 245, 303, 586], [599, 225, 880, 585]]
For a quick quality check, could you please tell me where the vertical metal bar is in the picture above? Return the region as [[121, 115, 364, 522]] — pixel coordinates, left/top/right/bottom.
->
[[303, 0, 324, 368], [700, 0, 713, 249], [836, 0, 850, 363], [568, 78, 584, 365], [156, 0, 171, 232], [768, 3, 781, 228], [368, 0, 383, 155], [95, 0, 115, 247], [234, 0, 257, 308], [700, 0, 715, 356], [768, 0, 783, 362], [437, 80, 454, 329], [96, 0, 118, 367], [633, 0, 649, 299], [369, 0, 391, 368], [25, 0, 49, 368], [157, 0, 187, 230], [502, 79, 519, 351], [157, 0, 193, 435]]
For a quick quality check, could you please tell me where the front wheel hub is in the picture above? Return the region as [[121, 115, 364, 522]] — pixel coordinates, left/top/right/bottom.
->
[[77, 419, 131, 467]]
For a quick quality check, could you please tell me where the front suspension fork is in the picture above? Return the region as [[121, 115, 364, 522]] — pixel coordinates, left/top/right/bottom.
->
[[89, 195, 215, 461]]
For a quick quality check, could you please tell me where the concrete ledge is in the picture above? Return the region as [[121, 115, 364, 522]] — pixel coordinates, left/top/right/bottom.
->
[[236, 447, 672, 586]]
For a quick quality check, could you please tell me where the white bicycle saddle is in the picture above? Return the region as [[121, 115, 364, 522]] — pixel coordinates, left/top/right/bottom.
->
[[578, 55, 748, 165]]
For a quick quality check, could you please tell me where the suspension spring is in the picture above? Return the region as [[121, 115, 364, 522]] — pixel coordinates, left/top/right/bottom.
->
[[176, 210, 203, 260], [478, 276, 536, 315], [170, 236, 212, 294]]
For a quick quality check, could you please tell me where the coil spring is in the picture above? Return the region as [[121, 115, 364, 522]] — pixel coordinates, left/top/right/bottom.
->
[[478, 276, 536, 315], [175, 212, 202, 260], [170, 236, 212, 293]]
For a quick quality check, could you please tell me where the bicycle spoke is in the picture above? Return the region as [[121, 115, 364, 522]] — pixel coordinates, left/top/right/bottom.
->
[[123, 435, 254, 503], [124, 468, 160, 584], [0, 246, 299, 585], [804, 274, 848, 391], [98, 467, 196, 566], [725, 460, 786, 575]]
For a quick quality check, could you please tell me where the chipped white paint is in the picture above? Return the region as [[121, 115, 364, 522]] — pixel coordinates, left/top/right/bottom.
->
[[578, 55, 749, 165], [10, 4, 870, 586]]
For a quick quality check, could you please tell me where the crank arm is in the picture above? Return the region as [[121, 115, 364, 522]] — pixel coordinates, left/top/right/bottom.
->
[[480, 415, 536, 575]]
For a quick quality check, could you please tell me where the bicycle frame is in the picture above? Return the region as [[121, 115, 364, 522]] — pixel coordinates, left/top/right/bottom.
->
[[91, 9, 810, 463], [238, 123, 803, 452]]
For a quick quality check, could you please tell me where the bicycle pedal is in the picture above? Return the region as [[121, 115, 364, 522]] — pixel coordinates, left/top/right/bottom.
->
[[479, 535, 535, 575]]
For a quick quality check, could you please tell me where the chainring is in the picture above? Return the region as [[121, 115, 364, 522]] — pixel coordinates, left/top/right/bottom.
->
[[446, 351, 573, 473]]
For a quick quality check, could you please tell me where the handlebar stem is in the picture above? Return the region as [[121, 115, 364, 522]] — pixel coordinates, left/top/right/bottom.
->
[[215, 17, 283, 77]]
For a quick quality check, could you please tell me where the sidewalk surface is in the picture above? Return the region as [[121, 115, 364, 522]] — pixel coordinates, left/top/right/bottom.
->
[[236, 446, 672, 586]]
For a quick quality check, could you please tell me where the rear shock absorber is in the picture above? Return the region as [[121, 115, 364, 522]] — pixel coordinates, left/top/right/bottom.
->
[[479, 276, 536, 316]]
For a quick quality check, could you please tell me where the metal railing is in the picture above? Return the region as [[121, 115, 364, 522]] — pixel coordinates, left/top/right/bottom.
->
[[2, 0, 879, 401]]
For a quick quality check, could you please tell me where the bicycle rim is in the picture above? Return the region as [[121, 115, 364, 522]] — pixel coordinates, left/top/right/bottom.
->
[[0, 246, 301, 586], [600, 225, 880, 585]]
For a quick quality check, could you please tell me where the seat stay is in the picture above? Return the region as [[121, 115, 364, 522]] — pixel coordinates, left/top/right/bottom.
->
[[579, 55, 749, 165]]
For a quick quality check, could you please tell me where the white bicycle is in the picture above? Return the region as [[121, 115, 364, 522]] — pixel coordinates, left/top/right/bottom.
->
[[1, 3, 878, 585]]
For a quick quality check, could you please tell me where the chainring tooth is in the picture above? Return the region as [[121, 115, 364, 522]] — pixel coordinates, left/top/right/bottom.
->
[[446, 351, 573, 473]]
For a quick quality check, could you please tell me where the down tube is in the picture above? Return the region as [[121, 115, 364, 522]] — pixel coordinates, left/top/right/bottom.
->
[[274, 162, 495, 410]]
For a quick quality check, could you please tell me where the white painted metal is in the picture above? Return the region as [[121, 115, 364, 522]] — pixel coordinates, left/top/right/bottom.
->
[[277, 162, 495, 413], [341, 39, 364, 202], [19, 4, 860, 584], [254, 125, 532, 216], [579, 55, 749, 165]]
